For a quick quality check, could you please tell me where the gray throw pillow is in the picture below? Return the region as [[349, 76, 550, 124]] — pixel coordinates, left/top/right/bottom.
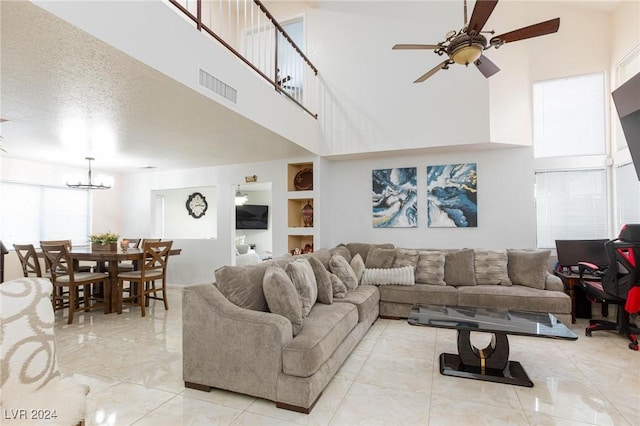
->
[[350, 253, 365, 284], [329, 254, 358, 290], [307, 255, 333, 304], [263, 265, 303, 336], [330, 273, 347, 298], [444, 249, 476, 286], [329, 245, 352, 263], [310, 248, 332, 269], [415, 250, 446, 285], [474, 249, 512, 286], [285, 258, 318, 317], [215, 263, 271, 311], [508, 249, 551, 290], [393, 248, 419, 269], [365, 247, 396, 268], [346, 243, 395, 263]]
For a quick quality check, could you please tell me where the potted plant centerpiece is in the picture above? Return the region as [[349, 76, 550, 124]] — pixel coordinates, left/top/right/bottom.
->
[[90, 232, 119, 252]]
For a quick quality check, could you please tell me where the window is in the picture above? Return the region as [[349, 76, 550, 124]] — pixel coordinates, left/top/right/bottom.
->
[[0, 182, 90, 247], [535, 170, 609, 248], [616, 163, 640, 230], [533, 73, 609, 247], [533, 73, 605, 158]]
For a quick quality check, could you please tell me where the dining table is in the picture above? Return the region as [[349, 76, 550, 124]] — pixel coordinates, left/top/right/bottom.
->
[[69, 246, 182, 314]]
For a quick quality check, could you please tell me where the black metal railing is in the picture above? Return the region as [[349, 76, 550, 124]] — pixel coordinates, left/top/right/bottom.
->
[[168, 0, 318, 118]]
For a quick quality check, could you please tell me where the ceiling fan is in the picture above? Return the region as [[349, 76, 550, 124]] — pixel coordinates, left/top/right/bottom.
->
[[393, 0, 560, 83]]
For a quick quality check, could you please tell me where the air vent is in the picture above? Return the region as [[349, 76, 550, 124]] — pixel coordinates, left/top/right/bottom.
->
[[199, 69, 237, 104]]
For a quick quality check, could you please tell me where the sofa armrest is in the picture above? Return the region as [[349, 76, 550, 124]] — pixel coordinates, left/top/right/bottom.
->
[[545, 273, 564, 292], [182, 283, 292, 401]]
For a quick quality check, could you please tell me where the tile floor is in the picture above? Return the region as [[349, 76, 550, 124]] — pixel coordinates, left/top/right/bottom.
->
[[54, 288, 640, 426]]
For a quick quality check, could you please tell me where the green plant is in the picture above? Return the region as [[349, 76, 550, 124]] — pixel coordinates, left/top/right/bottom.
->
[[89, 232, 119, 244]]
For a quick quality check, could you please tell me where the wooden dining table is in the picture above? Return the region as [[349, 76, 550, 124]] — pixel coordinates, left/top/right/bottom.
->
[[69, 246, 181, 313]]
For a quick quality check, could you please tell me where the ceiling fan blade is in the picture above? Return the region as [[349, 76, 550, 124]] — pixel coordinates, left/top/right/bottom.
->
[[393, 44, 440, 50], [467, 0, 499, 35], [474, 54, 500, 78], [490, 18, 560, 44], [414, 60, 450, 83]]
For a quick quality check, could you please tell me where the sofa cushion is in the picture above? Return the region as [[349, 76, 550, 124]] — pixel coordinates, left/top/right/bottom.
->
[[329, 254, 358, 290], [282, 302, 359, 377], [333, 285, 380, 322], [508, 249, 551, 290], [346, 243, 395, 263], [415, 250, 446, 285], [457, 285, 571, 314], [350, 253, 365, 284], [330, 245, 352, 263], [215, 263, 272, 311], [444, 249, 476, 286], [393, 248, 419, 269], [263, 266, 304, 335], [330, 273, 347, 298], [474, 249, 511, 286], [310, 248, 332, 270], [365, 247, 396, 268], [378, 283, 458, 306], [307, 256, 333, 304], [361, 266, 414, 286], [285, 258, 318, 317]]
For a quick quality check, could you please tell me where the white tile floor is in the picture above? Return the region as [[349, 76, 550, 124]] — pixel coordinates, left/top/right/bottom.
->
[[54, 288, 640, 426]]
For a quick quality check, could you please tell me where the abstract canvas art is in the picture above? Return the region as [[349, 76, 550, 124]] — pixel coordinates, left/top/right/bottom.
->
[[427, 163, 477, 227], [372, 167, 418, 228]]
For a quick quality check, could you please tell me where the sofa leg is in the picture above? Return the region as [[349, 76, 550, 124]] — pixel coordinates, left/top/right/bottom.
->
[[276, 392, 322, 414], [184, 381, 212, 392]]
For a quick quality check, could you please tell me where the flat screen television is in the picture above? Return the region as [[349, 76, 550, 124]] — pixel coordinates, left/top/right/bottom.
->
[[555, 239, 609, 269], [236, 204, 269, 230]]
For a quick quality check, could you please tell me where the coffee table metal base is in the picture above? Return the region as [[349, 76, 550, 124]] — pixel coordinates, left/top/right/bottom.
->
[[439, 353, 534, 387]]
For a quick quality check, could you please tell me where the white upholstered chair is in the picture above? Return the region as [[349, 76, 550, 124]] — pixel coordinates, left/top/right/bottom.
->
[[0, 277, 88, 425]]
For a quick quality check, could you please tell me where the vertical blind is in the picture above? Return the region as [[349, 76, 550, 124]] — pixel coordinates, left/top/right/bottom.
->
[[0, 182, 90, 247], [535, 170, 609, 248]]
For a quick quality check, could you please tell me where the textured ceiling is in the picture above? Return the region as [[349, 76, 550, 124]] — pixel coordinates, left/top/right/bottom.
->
[[0, 1, 312, 173]]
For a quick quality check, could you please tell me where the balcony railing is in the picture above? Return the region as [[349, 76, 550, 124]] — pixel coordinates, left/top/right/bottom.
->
[[168, 0, 319, 118]]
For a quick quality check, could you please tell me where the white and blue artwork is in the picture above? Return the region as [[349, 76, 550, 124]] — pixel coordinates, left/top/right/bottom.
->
[[427, 163, 477, 228], [372, 167, 418, 228]]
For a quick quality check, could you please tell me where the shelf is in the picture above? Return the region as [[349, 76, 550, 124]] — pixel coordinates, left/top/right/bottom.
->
[[287, 190, 313, 199], [287, 162, 313, 192], [288, 235, 314, 254], [287, 198, 314, 228]]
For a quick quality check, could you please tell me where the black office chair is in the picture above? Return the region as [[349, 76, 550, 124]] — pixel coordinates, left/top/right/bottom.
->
[[579, 224, 640, 350]]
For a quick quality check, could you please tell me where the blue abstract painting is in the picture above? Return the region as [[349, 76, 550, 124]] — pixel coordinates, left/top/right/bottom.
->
[[427, 163, 477, 228], [372, 167, 418, 228]]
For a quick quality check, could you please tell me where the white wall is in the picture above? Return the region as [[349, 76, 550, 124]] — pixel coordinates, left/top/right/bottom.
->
[[323, 147, 536, 249], [154, 186, 218, 239]]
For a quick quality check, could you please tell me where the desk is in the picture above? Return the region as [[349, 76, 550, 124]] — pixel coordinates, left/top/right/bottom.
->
[[69, 247, 181, 313], [554, 270, 608, 324]]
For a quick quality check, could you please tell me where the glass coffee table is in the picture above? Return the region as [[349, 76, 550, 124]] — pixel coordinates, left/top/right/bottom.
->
[[408, 304, 578, 387]]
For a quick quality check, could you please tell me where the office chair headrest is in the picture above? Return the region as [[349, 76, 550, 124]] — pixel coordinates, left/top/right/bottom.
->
[[619, 224, 640, 242]]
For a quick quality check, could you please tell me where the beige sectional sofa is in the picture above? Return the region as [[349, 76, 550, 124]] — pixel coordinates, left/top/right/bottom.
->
[[182, 243, 571, 413]]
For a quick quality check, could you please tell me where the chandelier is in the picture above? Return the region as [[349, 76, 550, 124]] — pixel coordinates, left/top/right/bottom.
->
[[66, 157, 111, 190]]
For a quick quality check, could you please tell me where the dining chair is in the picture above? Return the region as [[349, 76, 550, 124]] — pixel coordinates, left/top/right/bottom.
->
[[117, 240, 172, 317], [40, 239, 93, 273], [13, 243, 47, 278], [41, 243, 109, 324], [117, 238, 142, 272]]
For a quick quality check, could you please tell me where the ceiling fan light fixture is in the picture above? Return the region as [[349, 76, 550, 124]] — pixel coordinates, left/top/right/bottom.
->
[[234, 185, 248, 206], [451, 44, 483, 65]]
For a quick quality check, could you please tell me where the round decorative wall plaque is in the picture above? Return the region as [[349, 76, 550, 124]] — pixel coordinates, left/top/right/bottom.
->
[[186, 192, 208, 219]]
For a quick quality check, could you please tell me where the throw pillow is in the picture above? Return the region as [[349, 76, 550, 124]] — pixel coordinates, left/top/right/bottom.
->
[[329, 245, 352, 263], [329, 254, 359, 290], [444, 249, 476, 286], [346, 243, 395, 264], [365, 247, 396, 268], [330, 273, 347, 298], [393, 248, 419, 269], [215, 263, 271, 311], [350, 253, 365, 284], [263, 266, 303, 336], [285, 258, 318, 317], [474, 249, 512, 286], [307, 255, 333, 304], [360, 266, 415, 286], [415, 250, 446, 285], [310, 248, 332, 269], [507, 249, 551, 290]]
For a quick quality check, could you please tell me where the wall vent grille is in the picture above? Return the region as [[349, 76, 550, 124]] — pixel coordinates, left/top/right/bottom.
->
[[199, 69, 237, 104]]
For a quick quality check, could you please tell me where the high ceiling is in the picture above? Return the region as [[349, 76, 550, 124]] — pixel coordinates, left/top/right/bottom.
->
[[0, 1, 312, 174]]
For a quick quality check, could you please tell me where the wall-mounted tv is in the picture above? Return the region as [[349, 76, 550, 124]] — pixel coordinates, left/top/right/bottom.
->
[[236, 204, 269, 230]]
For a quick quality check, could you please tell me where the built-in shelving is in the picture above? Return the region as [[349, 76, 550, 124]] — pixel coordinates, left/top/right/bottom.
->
[[286, 161, 315, 254]]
